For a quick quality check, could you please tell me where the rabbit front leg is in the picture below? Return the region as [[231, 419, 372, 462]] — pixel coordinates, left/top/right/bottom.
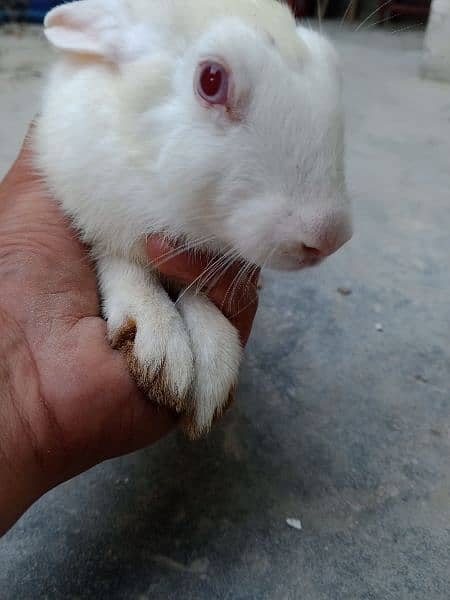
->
[[177, 292, 242, 438], [97, 256, 194, 412]]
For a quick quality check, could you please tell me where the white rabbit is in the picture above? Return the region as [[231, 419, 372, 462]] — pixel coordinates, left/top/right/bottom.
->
[[35, 0, 352, 437]]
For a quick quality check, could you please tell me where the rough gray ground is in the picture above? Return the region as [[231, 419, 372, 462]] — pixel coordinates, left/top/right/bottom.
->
[[1, 22, 449, 600]]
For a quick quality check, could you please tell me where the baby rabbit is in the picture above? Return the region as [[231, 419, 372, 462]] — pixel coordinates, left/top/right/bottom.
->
[[35, 0, 352, 437]]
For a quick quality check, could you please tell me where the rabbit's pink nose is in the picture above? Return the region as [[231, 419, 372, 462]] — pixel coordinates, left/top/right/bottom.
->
[[300, 209, 353, 257], [301, 244, 322, 258], [281, 242, 323, 265]]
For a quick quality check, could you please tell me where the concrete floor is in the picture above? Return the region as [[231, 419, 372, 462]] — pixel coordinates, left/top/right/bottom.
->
[[1, 22, 449, 600]]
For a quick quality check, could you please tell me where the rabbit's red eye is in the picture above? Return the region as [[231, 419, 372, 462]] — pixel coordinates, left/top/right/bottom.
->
[[196, 61, 229, 105]]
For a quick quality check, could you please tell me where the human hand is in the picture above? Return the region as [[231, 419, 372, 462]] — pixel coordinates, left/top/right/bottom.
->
[[0, 130, 258, 535]]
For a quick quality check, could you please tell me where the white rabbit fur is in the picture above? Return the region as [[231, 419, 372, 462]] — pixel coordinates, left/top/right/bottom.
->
[[35, 0, 352, 436]]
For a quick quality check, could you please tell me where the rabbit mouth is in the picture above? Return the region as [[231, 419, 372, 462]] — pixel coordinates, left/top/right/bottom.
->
[[264, 252, 325, 272]]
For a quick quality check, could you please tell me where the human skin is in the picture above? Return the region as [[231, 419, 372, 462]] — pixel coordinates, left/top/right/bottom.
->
[[0, 131, 259, 536]]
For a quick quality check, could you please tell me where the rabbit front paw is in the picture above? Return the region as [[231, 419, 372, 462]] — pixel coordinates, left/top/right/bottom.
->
[[177, 293, 242, 438], [110, 309, 194, 413]]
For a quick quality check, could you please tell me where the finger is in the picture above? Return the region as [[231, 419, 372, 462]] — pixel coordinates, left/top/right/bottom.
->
[[146, 236, 216, 286], [147, 236, 259, 345]]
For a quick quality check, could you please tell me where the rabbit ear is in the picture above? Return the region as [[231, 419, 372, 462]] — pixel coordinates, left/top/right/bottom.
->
[[44, 0, 126, 62]]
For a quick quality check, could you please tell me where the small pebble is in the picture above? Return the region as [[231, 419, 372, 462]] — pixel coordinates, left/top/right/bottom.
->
[[286, 518, 302, 531], [375, 323, 383, 332], [337, 287, 352, 296]]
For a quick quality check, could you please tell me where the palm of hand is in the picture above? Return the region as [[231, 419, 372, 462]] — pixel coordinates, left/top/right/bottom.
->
[[0, 139, 175, 487]]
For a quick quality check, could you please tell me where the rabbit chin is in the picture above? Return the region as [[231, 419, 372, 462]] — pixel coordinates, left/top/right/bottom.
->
[[265, 254, 324, 272], [246, 252, 324, 272], [226, 245, 324, 272]]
